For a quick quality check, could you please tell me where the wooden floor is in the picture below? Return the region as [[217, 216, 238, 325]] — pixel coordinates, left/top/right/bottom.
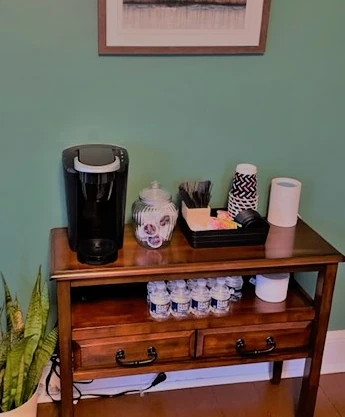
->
[[38, 373, 345, 417]]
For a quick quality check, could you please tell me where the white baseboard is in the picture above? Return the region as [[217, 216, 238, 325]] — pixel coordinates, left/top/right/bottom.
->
[[38, 329, 345, 404]]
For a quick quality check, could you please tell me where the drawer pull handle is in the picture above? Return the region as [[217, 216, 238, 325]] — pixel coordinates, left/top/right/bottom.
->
[[236, 336, 276, 356], [115, 346, 157, 367]]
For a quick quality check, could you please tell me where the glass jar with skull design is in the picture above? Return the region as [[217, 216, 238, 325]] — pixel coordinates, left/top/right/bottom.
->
[[132, 181, 178, 249]]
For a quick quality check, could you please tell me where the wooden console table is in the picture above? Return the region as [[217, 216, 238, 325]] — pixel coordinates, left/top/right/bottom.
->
[[50, 219, 344, 417]]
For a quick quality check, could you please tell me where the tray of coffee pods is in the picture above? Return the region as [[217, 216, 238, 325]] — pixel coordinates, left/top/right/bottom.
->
[[179, 208, 270, 249]]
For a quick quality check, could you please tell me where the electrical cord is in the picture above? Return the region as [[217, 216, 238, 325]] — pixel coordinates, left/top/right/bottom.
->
[[45, 355, 93, 403], [45, 355, 167, 403], [81, 372, 167, 398]]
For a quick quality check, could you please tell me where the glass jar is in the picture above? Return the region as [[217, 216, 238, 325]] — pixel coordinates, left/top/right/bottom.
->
[[132, 181, 178, 249]]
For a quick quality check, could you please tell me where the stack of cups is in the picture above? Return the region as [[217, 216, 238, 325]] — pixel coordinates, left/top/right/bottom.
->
[[228, 163, 258, 219]]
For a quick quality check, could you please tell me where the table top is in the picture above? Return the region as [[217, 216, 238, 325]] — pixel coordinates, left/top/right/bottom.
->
[[50, 219, 344, 283]]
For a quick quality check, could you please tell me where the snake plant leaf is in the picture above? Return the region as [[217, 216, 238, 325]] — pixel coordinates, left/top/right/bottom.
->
[[0, 367, 5, 410], [25, 326, 58, 401], [24, 267, 43, 341], [0, 305, 3, 343], [0, 267, 57, 411], [19, 268, 44, 406], [0, 303, 8, 372], [40, 281, 49, 337], [1, 336, 31, 412], [7, 298, 25, 344], [1, 274, 13, 334], [0, 337, 9, 371]]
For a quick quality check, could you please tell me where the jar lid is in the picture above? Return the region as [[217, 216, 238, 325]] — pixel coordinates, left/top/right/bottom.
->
[[139, 181, 172, 205]]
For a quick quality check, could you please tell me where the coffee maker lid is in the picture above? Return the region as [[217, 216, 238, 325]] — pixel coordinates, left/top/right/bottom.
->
[[74, 146, 120, 173]]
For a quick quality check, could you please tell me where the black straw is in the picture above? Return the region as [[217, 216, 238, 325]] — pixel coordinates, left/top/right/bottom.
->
[[179, 181, 213, 208]]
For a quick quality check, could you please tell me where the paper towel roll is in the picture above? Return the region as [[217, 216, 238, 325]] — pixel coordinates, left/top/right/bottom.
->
[[267, 178, 302, 227], [255, 273, 290, 303]]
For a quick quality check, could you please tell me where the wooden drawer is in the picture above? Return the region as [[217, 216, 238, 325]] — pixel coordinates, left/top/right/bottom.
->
[[196, 322, 311, 358], [73, 330, 195, 371]]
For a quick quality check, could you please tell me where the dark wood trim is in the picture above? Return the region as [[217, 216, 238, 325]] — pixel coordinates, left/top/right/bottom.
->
[[297, 264, 339, 417], [57, 281, 74, 417]]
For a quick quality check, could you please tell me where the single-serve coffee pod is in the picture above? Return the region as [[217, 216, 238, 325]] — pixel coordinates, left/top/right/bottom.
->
[[265, 225, 296, 259], [267, 178, 302, 227], [255, 273, 290, 303]]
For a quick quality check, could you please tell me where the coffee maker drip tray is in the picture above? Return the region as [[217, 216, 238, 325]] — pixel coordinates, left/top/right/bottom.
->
[[77, 239, 117, 265]]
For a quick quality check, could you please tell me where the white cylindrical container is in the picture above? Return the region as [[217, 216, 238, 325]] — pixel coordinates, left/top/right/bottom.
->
[[255, 273, 290, 303], [267, 178, 302, 227]]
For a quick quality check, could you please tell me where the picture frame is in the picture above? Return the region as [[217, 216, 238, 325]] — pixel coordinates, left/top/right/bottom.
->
[[98, 0, 272, 55]]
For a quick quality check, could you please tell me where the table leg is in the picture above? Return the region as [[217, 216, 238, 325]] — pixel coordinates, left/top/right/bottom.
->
[[57, 281, 74, 417], [296, 264, 338, 417]]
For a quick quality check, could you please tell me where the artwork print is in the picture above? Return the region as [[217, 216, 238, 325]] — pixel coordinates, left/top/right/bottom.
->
[[98, 0, 271, 54]]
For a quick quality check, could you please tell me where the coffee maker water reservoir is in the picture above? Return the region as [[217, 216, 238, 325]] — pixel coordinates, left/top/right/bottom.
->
[[62, 144, 129, 265]]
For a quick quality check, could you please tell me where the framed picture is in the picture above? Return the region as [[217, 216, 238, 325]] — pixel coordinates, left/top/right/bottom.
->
[[98, 0, 271, 55]]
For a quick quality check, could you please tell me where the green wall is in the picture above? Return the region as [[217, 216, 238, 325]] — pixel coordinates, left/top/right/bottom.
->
[[0, 0, 344, 328]]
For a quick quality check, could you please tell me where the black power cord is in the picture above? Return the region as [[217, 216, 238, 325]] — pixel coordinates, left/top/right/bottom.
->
[[45, 355, 167, 403], [83, 372, 167, 398]]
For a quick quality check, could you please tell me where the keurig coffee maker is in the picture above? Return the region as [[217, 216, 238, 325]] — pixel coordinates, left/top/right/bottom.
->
[[62, 144, 129, 265]]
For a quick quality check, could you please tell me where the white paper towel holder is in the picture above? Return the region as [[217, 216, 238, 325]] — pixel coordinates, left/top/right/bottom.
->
[[267, 177, 302, 228], [255, 273, 290, 303]]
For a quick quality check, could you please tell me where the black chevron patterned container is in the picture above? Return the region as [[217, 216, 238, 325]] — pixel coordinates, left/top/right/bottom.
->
[[228, 163, 258, 219]]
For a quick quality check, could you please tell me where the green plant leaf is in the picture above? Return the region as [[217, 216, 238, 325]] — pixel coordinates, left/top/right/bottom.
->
[[0, 266, 57, 411], [0, 305, 3, 343], [24, 267, 43, 341], [25, 326, 58, 401], [1, 336, 31, 412], [0, 337, 9, 371], [7, 298, 25, 344], [40, 281, 50, 337], [0, 367, 5, 411], [1, 274, 13, 335]]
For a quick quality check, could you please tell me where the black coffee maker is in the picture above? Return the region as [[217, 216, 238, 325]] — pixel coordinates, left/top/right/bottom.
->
[[62, 144, 129, 265]]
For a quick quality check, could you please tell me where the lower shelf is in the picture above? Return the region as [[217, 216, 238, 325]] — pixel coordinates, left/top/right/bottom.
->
[[71, 279, 315, 340], [71, 279, 314, 382]]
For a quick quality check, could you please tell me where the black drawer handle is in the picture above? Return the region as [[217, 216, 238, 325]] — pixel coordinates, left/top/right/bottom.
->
[[115, 346, 157, 367], [236, 336, 276, 356]]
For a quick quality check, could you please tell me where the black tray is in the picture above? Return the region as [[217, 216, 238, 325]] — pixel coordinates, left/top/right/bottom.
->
[[179, 208, 270, 249]]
